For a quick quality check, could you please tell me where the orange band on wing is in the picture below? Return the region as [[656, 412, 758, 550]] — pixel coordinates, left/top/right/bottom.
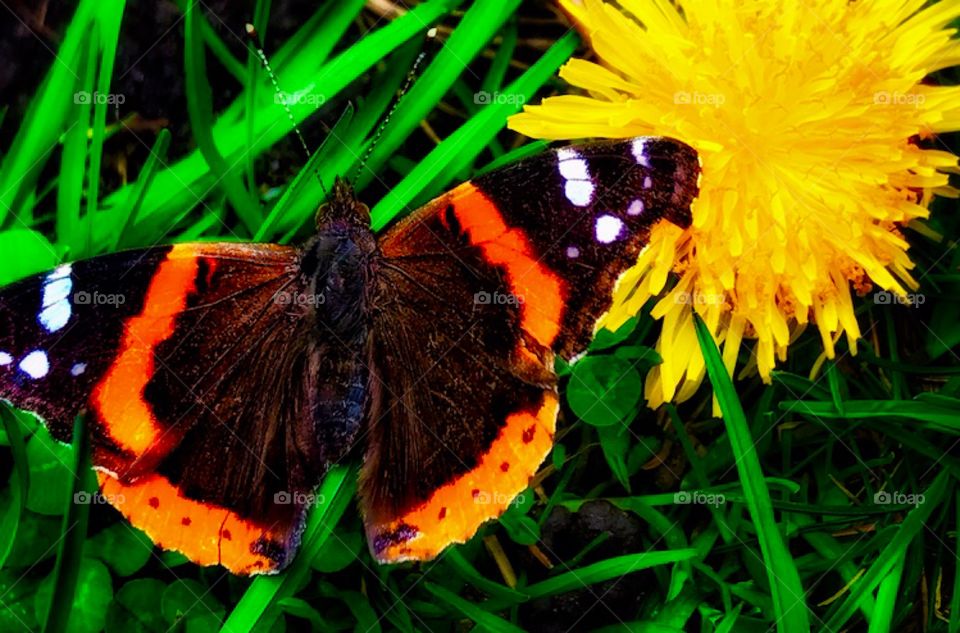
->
[[368, 391, 559, 563], [448, 183, 566, 348], [97, 471, 287, 575], [92, 244, 205, 456]]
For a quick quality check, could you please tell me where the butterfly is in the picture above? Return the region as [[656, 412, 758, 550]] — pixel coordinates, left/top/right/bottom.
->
[[0, 136, 699, 574]]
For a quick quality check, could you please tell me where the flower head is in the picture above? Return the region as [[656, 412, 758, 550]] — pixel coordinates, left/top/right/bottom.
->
[[510, 0, 960, 405]]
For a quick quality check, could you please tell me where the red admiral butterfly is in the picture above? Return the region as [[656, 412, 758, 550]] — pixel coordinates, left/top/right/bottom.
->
[[0, 136, 699, 574]]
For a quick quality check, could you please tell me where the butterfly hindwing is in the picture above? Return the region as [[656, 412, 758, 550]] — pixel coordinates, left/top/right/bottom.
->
[[0, 242, 319, 574], [362, 136, 700, 562]]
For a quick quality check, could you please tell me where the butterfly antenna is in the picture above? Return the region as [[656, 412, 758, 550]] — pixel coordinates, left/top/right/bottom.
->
[[245, 23, 326, 194], [351, 27, 438, 186]]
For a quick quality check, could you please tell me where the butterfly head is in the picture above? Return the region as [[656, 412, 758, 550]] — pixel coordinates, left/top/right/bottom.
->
[[315, 176, 371, 230]]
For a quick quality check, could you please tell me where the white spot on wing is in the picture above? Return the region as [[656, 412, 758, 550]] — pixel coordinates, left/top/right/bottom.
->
[[0, 352, 12, 366], [595, 215, 625, 244], [558, 157, 589, 181], [70, 362, 87, 376], [49, 264, 72, 280], [42, 277, 72, 306], [627, 199, 645, 216], [557, 147, 595, 208], [632, 138, 650, 167], [565, 180, 594, 207], [643, 176, 653, 189], [39, 303, 71, 332], [566, 246, 580, 259], [19, 350, 49, 379], [39, 267, 73, 333]]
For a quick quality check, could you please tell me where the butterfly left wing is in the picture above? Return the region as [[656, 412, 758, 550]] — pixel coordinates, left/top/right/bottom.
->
[[362, 137, 700, 562], [0, 243, 320, 574]]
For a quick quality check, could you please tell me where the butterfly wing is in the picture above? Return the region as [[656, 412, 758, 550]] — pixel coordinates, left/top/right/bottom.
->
[[363, 137, 700, 562], [0, 242, 318, 574]]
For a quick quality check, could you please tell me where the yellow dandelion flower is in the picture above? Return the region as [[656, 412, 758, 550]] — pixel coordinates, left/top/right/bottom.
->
[[510, 0, 960, 406]]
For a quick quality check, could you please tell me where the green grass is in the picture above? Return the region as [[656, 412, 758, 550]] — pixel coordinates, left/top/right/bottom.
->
[[1, 1, 959, 632]]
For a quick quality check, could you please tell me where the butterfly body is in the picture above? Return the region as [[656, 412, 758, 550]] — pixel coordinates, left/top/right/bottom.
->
[[0, 136, 700, 573]]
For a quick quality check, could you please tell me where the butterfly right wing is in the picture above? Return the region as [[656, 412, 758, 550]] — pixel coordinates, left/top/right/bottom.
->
[[363, 137, 700, 562]]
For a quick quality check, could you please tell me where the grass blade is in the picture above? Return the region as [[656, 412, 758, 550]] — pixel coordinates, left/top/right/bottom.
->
[[694, 315, 810, 632], [112, 128, 171, 249], [821, 470, 950, 631], [425, 582, 525, 633], [370, 30, 577, 229], [184, 1, 261, 235], [0, 405, 28, 570], [356, 0, 522, 190], [42, 413, 93, 633], [221, 465, 356, 632]]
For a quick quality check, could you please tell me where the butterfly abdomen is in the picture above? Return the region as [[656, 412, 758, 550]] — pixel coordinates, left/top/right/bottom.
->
[[300, 221, 377, 468]]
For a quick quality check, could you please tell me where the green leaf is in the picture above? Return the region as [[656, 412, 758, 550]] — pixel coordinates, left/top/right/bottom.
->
[[310, 526, 362, 573], [567, 356, 642, 427], [0, 230, 59, 285], [35, 558, 112, 633], [87, 524, 154, 576], [0, 404, 29, 570], [591, 317, 640, 351], [598, 424, 633, 491], [105, 579, 168, 633], [25, 427, 74, 516], [161, 579, 225, 630]]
